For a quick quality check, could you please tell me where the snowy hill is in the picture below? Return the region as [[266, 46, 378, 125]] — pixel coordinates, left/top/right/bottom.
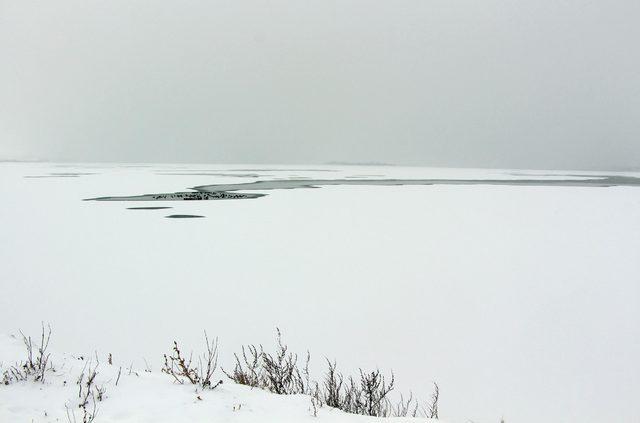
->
[[0, 334, 441, 423]]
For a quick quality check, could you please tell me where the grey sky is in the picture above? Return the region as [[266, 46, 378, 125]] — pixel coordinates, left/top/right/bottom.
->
[[1, 0, 639, 169]]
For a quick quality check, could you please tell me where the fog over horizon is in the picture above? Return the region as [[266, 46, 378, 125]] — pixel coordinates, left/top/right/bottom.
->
[[1, 0, 639, 170]]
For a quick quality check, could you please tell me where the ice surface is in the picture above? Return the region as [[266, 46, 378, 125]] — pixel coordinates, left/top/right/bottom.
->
[[1, 162, 639, 423]]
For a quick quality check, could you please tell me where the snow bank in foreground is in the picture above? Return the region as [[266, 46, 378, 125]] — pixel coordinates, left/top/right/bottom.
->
[[0, 335, 439, 423]]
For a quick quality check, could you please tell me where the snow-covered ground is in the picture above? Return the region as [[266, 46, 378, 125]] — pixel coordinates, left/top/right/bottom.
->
[[0, 333, 438, 423], [1, 162, 639, 423]]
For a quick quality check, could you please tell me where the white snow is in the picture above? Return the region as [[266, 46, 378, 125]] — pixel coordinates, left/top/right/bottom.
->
[[1, 162, 639, 423], [0, 334, 438, 423]]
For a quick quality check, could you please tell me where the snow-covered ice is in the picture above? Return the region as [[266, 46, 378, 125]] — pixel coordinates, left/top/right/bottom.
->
[[1, 162, 639, 423]]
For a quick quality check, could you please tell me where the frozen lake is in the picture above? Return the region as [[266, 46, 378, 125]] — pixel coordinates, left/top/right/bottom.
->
[[1, 162, 639, 423]]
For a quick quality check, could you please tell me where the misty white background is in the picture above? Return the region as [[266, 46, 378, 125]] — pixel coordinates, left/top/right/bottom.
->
[[1, 0, 639, 168]]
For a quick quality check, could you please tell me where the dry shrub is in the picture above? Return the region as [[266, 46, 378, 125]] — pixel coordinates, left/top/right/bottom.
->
[[225, 329, 440, 418], [2, 324, 53, 385], [162, 331, 222, 390], [223, 328, 311, 395]]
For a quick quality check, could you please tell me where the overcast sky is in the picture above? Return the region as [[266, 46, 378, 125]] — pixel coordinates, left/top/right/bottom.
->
[[1, 0, 639, 169]]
